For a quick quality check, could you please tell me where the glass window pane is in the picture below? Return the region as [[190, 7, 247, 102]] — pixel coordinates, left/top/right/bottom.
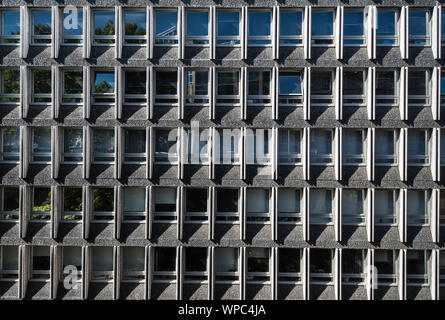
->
[[124, 11, 146, 36], [94, 11, 115, 36], [3, 11, 20, 36], [155, 11, 177, 36], [217, 11, 239, 36], [375, 130, 395, 155], [310, 189, 332, 215], [93, 247, 113, 271], [93, 129, 115, 154], [2, 128, 19, 154], [64, 71, 83, 94], [186, 189, 207, 212], [249, 11, 271, 36], [154, 188, 176, 212], [63, 188, 82, 212], [375, 190, 394, 216], [185, 248, 207, 272], [154, 247, 176, 271], [343, 71, 364, 95], [409, 11, 427, 36], [125, 130, 146, 154], [124, 188, 145, 212], [33, 187, 51, 212], [4, 187, 19, 212], [344, 11, 364, 37], [33, 128, 51, 154], [279, 189, 300, 213], [218, 71, 239, 95], [407, 190, 426, 217], [247, 189, 269, 213], [377, 11, 396, 36], [63, 10, 83, 36], [343, 131, 363, 155], [93, 189, 114, 212], [186, 71, 208, 96], [280, 11, 302, 36], [376, 71, 396, 95], [215, 248, 238, 272], [186, 11, 208, 36], [33, 11, 52, 35], [2, 246, 18, 271], [216, 189, 238, 213], [311, 72, 332, 95], [310, 130, 332, 156], [312, 11, 334, 36], [123, 247, 145, 272], [408, 130, 426, 156], [63, 129, 83, 154], [248, 71, 270, 95], [408, 71, 427, 96], [33, 70, 51, 94], [3, 70, 20, 95], [94, 72, 115, 93], [279, 73, 302, 95], [156, 71, 177, 95], [125, 71, 146, 95], [342, 190, 363, 215]]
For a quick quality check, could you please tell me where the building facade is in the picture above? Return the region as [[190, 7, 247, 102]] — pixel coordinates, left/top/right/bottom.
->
[[0, 0, 444, 300]]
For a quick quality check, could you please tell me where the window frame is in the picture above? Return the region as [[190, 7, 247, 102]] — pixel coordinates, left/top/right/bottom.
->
[[61, 187, 83, 223], [0, 68, 20, 104], [342, 69, 366, 106], [216, 128, 241, 165], [375, 129, 398, 166], [246, 129, 271, 165], [342, 189, 366, 226], [310, 129, 334, 166], [91, 188, 115, 223], [0, 127, 19, 163], [184, 188, 209, 224], [407, 129, 430, 166], [31, 9, 52, 46], [343, 8, 366, 47], [61, 69, 84, 105], [216, 9, 241, 47], [31, 127, 51, 164], [92, 9, 116, 46], [154, 9, 179, 46], [342, 249, 367, 285], [91, 70, 115, 105], [91, 247, 114, 282], [185, 69, 210, 106], [123, 128, 147, 164], [154, 69, 178, 106], [407, 250, 430, 286], [153, 187, 177, 223], [247, 247, 271, 283], [407, 189, 430, 227], [154, 128, 178, 165], [409, 9, 431, 47], [311, 9, 336, 47], [279, 9, 303, 46], [374, 189, 398, 226], [215, 188, 240, 224], [0, 186, 19, 221], [310, 249, 334, 284], [247, 9, 272, 47], [123, 187, 147, 223], [31, 69, 52, 105], [278, 70, 303, 106], [246, 188, 271, 224], [152, 247, 177, 283], [62, 7, 83, 45], [216, 69, 241, 106], [31, 187, 51, 222], [309, 189, 334, 225], [0, 9, 20, 45], [376, 8, 399, 46], [30, 246, 51, 281], [0, 246, 19, 281], [123, 69, 147, 106], [92, 128, 115, 164], [214, 247, 240, 284], [408, 69, 430, 107], [376, 69, 399, 107], [342, 129, 366, 166], [62, 128, 83, 164], [247, 69, 272, 106], [185, 9, 210, 46], [123, 9, 147, 46], [278, 188, 302, 224], [186, 128, 209, 165], [278, 129, 302, 165], [310, 69, 335, 106]]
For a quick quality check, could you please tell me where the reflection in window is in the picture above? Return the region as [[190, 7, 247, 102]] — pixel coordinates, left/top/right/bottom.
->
[[216, 189, 239, 222], [279, 71, 303, 106], [154, 129, 177, 164], [0, 246, 19, 279], [0, 10, 20, 44], [375, 130, 397, 165], [0, 187, 19, 221], [32, 127, 51, 163], [186, 10, 209, 45], [185, 70, 209, 105], [375, 250, 397, 285], [0, 128, 19, 162], [247, 71, 271, 105], [123, 247, 145, 281], [344, 10, 365, 46], [216, 11, 240, 46], [0, 69, 20, 103], [32, 69, 51, 104], [280, 10, 302, 45], [247, 248, 270, 282], [278, 130, 301, 164], [310, 130, 333, 165], [312, 11, 334, 45], [343, 130, 365, 165], [93, 129, 115, 163], [216, 71, 240, 106], [246, 189, 270, 223], [278, 189, 301, 223], [92, 188, 114, 222], [408, 70, 429, 106], [376, 10, 398, 45], [124, 129, 146, 163], [63, 128, 83, 163], [407, 190, 429, 225], [62, 9, 83, 44], [91, 247, 113, 281], [32, 187, 51, 221], [62, 70, 83, 104], [123, 188, 146, 222], [375, 189, 397, 225], [153, 187, 176, 222], [215, 248, 239, 282], [32, 10, 52, 44], [310, 189, 333, 225], [408, 130, 429, 165], [376, 70, 398, 106], [93, 11, 115, 44], [155, 10, 178, 45], [248, 11, 272, 46], [342, 189, 365, 225], [342, 249, 366, 284], [93, 71, 115, 104], [124, 11, 146, 45], [310, 249, 333, 283], [409, 10, 430, 46], [62, 187, 82, 221]]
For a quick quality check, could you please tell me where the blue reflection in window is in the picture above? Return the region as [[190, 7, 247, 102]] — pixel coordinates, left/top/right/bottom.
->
[[156, 11, 177, 36], [377, 11, 396, 36], [344, 11, 363, 36], [280, 11, 302, 36], [442, 11, 445, 36], [94, 72, 115, 93], [279, 74, 302, 95], [3, 11, 20, 35], [124, 11, 146, 35], [312, 11, 334, 36], [441, 76, 445, 95], [409, 11, 427, 36], [63, 10, 83, 35], [186, 11, 208, 36], [33, 11, 52, 35], [94, 11, 114, 30], [217, 11, 239, 36], [249, 11, 271, 36]]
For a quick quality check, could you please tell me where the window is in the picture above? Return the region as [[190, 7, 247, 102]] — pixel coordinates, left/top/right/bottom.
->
[[342, 129, 365, 165], [409, 10, 430, 46], [0, 187, 19, 221], [248, 10, 272, 46], [376, 70, 398, 106], [344, 9, 365, 46], [123, 187, 146, 222], [407, 190, 429, 225], [279, 10, 303, 46], [185, 70, 209, 106], [122, 247, 145, 281], [92, 71, 115, 104], [441, 130, 445, 166], [93, 129, 115, 163], [31, 246, 50, 280], [376, 9, 398, 45], [246, 129, 270, 165], [0, 69, 20, 103], [375, 129, 397, 165], [440, 190, 445, 226], [0, 10, 20, 44], [214, 248, 239, 282], [278, 130, 301, 164], [124, 10, 146, 45], [185, 188, 208, 223], [408, 70, 430, 106], [93, 10, 115, 45], [311, 10, 335, 46], [91, 247, 113, 281], [31, 69, 51, 104], [62, 70, 83, 104], [216, 70, 240, 106], [31, 10, 52, 44], [62, 8, 83, 44], [216, 10, 240, 46], [62, 187, 82, 221], [247, 248, 270, 282], [153, 247, 176, 282], [31, 127, 51, 163], [185, 10, 209, 45], [153, 187, 176, 222], [154, 10, 178, 45], [310, 249, 333, 284], [32, 187, 51, 221], [407, 250, 429, 285], [310, 130, 333, 165], [246, 189, 270, 223], [278, 71, 303, 106], [61, 247, 82, 284], [408, 130, 429, 165], [375, 250, 397, 285], [154, 70, 177, 105], [124, 129, 146, 163], [92, 188, 114, 222], [62, 128, 83, 163], [442, 10, 445, 46], [278, 248, 301, 283], [278, 189, 301, 223], [0, 127, 19, 162], [247, 70, 271, 105], [441, 72, 445, 108], [185, 248, 207, 282], [186, 128, 208, 164], [124, 70, 146, 105], [0, 246, 19, 280], [375, 189, 397, 225], [311, 70, 334, 106], [216, 128, 240, 164], [343, 70, 365, 106], [342, 189, 365, 225], [154, 129, 178, 164], [310, 189, 333, 225], [342, 249, 366, 284], [215, 189, 239, 223]]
